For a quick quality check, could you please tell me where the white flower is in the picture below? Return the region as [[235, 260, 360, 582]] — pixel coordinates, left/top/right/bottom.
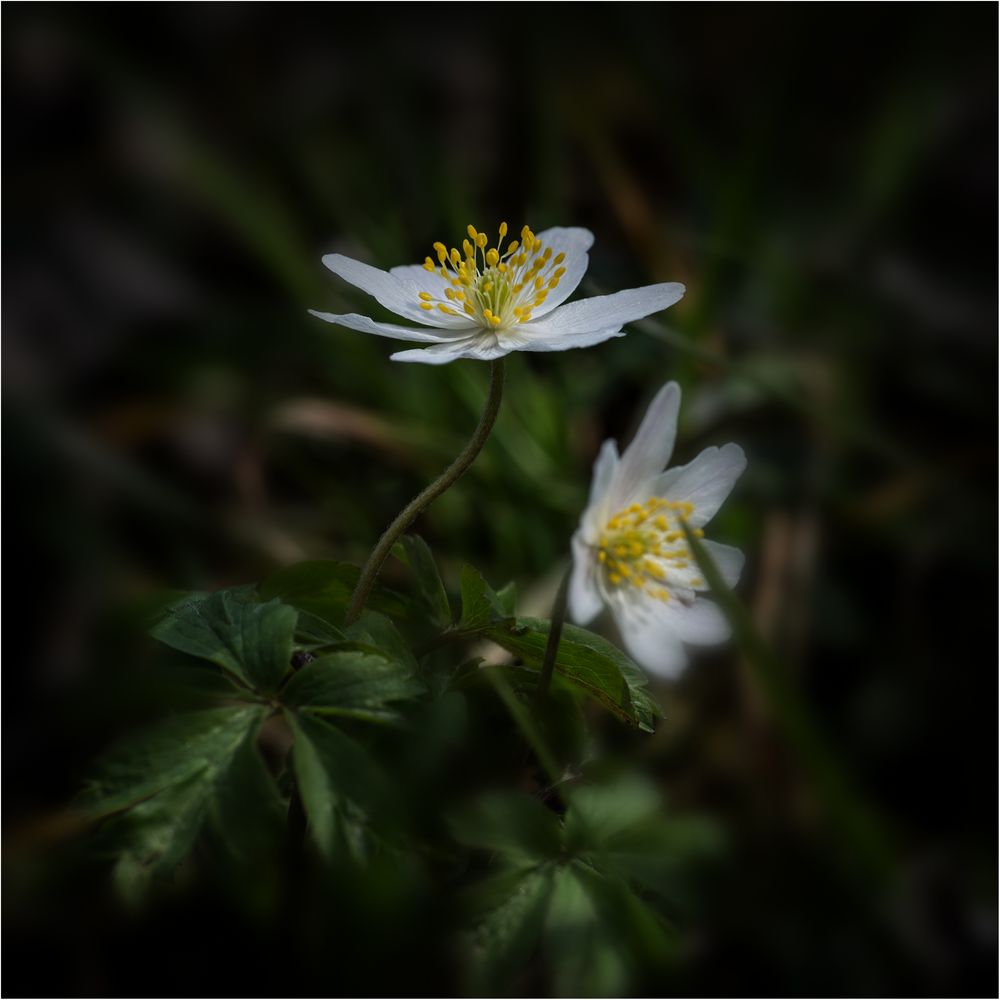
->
[[569, 382, 747, 679], [310, 223, 684, 364]]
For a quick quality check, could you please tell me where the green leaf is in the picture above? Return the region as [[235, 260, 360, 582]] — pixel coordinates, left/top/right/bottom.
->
[[207, 730, 285, 864], [544, 865, 630, 997], [286, 711, 396, 863], [151, 591, 297, 694], [466, 867, 555, 996], [282, 648, 423, 723], [495, 581, 518, 617], [449, 792, 563, 861], [79, 706, 266, 900], [393, 535, 452, 626], [459, 564, 508, 629], [346, 609, 419, 673], [258, 560, 410, 624], [484, 619, 662, 732], [78, 706, 267, 817], [294, 610, 347, 651], [563, 776, 662, 850]]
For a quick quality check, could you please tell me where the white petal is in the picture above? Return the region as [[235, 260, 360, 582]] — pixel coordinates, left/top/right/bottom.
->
[[663, 597, 731, 644], [580, 439, 620, 542], [530, 282, 685, 337], [323, 253, 470, 328], [588, 439, 619, 509], [501, 325, 626, 354], [389, 333, 511, 364], [698, 540, 744, 588], [387, 265, 473, 327], [651, 443, 747, 528], [568, 533, 603, 625], [609, 595, 689, 680], [528, 227, 594, 318], [308, 310, 471, 344], [607, 382, 681, 510]]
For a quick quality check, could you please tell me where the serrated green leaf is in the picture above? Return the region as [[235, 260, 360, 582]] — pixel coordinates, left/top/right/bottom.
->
[[495, 581, 518, 617], [78, 706, 267, 817], [282, 648, 423, 723], [258, 560, 411, 624], [286, 711, 396, 863], [294, 610, 347, 651], [79, 706, 266, 900], [393, 534, 452, 626], [563, 776, 662, 850], [151, 591, 297, 694], [459, 564, 507, 629], [466, 867, 555, 996], [345, 609, 419, 673], [544, 865, 630, 997], [484, 619, 662, 732], [449, 792, 563, 861], [207, 732, 285, 864]]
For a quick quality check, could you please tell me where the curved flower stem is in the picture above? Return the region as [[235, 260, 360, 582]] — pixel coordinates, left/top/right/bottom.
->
[[344, 358, 506, 626], [534, 565, 570, 707]]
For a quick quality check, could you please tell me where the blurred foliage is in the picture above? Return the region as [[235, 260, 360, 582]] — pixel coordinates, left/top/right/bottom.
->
[[3, 4, 996, 996]]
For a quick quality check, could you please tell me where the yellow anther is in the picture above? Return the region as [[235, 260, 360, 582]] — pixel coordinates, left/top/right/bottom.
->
[[499, 221, 508, 238], [489, 315, 501, 326], [436, 246, 447, 264], [433, 241, 446, 254], [476, 233, 488, 248], [554, 252, 565, 264], [690, 578, 704, 587], [598, 550, 607, 563], [463, 239, 474, 258], [534, 276, 544, 290], [542, 247, 552, 261], [463, 303, 475, 315], [455, 291, 465, 301], [513, 307, 524, 317], [609, 573, 623, 586], [467, 224, 478, 240], [444, 288, 455, 300], [506, 241, 519, 255], [423, 257, 435, 271], [486, 248, 499, 266], [420, 303, 433, 311], [498, 263, 507, 272], [419, 292, 432, 301], [438, 304, 456, 315], [654, 516, 668, 530], [450, 248, 461, 265], [548, 276, 561, 289], [553, 267, 566, 279]]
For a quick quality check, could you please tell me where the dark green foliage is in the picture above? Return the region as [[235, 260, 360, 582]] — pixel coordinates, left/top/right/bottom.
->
[[151, 591, 297, 694], [452, 777, 714, 994], [486, 619, 662, 732]]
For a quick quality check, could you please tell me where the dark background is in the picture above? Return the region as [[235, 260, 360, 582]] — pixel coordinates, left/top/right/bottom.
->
[[3, 4, 997, 996]]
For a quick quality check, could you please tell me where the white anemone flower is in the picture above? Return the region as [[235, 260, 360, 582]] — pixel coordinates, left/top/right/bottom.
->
[[310, 223, 685, 364], [569, 382, 747, 679]]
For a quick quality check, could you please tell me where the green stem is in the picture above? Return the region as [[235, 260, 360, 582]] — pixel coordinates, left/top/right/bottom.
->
[[345, 358, 506, 626], [534, 565, 570, 706]]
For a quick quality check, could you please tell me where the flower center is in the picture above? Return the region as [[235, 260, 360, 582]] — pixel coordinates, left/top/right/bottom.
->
[[597, 497, 704, 602], [416, 223, 568, 330]]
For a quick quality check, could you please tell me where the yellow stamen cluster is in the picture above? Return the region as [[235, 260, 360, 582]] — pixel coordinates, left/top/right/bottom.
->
[[597, 497, 704, 601], [417, 222, 568, 330]]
